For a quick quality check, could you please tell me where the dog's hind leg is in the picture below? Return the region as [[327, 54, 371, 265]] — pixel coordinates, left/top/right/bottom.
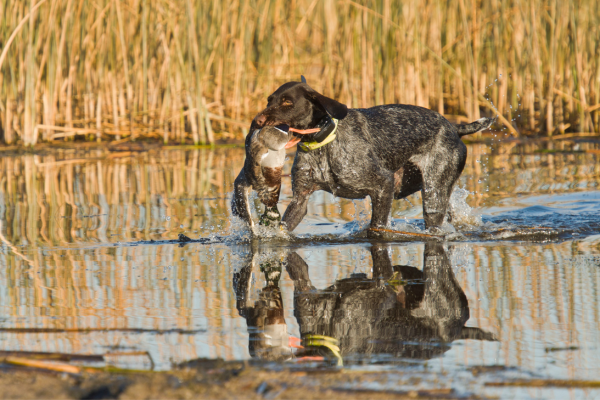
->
[[421, 175, 457, 230], [419, 142, 467, 231]]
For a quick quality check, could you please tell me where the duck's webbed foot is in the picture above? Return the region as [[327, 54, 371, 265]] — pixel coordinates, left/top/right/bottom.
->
[[259, 205, 281, 227]]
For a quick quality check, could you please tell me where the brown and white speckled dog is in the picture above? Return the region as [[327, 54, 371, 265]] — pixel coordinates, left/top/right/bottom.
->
[[233, 76, 494, 236]]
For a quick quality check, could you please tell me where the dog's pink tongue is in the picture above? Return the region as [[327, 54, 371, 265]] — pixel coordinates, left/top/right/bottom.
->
[[285, 136, 302, 149]]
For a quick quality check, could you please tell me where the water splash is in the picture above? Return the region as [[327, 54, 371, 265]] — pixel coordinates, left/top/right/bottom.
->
[[349, 199, 371, 231], [448, 187, 483, 228], [251, 223, 292, 241], [218, 184, 568, 244], [223, 191, 292, 243]]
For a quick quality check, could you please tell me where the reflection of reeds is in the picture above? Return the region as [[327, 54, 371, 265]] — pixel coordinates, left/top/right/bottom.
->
[[1, 0, 600, 146], [0, 143, 597, 246], [0, 148, 243, 247], [2, 236, 599, 371], [461, 141, 600, 208], [0, 147, 247, 365]]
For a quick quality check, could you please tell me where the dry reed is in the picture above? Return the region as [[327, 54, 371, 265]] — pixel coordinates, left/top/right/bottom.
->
[[1, 0, 600, 145]]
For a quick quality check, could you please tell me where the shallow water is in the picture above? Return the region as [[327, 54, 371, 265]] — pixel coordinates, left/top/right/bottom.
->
[[0, 139, 599, 399]]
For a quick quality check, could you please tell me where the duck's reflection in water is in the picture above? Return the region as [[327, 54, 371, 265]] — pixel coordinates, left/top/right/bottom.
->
[[234, 242, 495, 365]]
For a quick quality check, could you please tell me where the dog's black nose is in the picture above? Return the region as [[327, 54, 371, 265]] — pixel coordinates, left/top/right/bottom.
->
[[255, 114, 267, 127]]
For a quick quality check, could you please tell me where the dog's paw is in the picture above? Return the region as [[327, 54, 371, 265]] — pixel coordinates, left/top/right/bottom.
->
[[367, 229, 382, 239]]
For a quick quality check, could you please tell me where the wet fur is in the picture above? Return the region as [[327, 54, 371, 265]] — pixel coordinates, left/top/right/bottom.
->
[[245, 81, 494, 234]]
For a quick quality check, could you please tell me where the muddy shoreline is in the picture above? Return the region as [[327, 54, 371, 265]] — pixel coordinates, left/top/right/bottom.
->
[[2, 357, 599, 399], [0, 359, 462, 400]]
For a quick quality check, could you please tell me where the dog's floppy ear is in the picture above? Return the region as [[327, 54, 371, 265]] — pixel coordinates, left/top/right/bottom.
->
[[309, 91, 348, 120], [301, 75, 307, 84]]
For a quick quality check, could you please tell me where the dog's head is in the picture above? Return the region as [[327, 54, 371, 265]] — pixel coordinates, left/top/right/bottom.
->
[[254, 76, 348, 131]]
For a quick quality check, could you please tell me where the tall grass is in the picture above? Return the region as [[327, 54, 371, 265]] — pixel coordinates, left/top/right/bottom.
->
[[1, 0, 599, 145]]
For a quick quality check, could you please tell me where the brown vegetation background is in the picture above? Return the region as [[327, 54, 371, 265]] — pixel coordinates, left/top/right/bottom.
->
[[1, 0, 599, 145]]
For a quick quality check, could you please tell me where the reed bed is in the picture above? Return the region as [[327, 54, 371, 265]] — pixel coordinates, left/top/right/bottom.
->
[[1, 0, 599, 145]]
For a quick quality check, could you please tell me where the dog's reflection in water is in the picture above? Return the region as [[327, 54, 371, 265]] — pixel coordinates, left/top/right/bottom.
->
[[234, 243, 495, 364]]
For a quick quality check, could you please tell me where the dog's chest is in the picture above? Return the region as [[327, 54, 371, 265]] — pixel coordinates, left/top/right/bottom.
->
[[296, 149, 332, 184], [297, 149, 369, 198]]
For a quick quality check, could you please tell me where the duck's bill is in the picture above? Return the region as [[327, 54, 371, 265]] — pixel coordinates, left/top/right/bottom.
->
[[269, 124, 299, 149], [285, 136, 302, 149]]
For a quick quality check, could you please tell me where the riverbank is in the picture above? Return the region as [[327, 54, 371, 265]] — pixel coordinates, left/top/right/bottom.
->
[[3, 356, 600, 399], [0, 359, 463, 400], [0, 130, 598, 155]]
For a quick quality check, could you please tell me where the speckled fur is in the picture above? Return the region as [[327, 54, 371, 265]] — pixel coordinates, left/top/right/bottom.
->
[[235, 80, 494, 234], [233, 82, 494, 236]]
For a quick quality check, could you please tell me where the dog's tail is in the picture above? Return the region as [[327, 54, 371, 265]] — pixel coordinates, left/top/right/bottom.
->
[[455, 117, 496, 137]]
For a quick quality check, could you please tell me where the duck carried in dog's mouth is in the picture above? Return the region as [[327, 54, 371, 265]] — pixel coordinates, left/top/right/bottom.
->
[[231, 124, 293, 229]]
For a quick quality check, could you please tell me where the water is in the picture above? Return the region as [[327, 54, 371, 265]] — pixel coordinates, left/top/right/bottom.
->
[[0, 140, 599, 399]]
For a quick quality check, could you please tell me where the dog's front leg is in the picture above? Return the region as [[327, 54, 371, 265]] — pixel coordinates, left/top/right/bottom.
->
[[281, 158, 315, 232], [368, 177, 394, 229], [281, 187, 314, 232], [231, 169, 254, 229]]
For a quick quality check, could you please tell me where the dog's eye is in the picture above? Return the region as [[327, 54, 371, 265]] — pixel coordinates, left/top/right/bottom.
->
[[282, 100, 293, 107]]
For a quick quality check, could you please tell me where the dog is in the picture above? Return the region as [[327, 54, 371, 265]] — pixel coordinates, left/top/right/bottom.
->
[[233, 76, 494, 235]]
